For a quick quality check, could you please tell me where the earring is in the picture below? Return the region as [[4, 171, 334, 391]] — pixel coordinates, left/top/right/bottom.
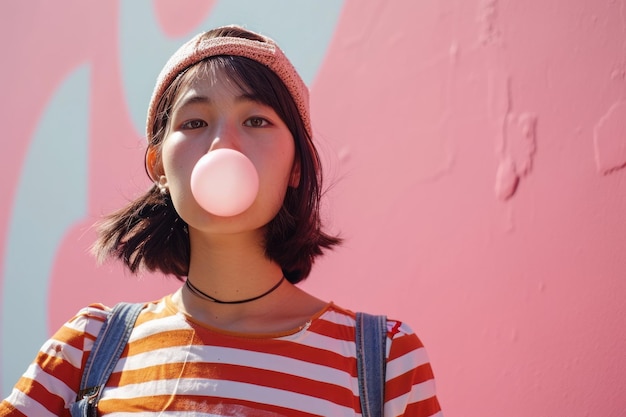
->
[[159, 185, 169, 195], [157, 175, 169, 194]]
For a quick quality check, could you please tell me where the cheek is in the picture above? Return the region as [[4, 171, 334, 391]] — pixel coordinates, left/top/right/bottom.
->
[[163, 165, 208, 229], [161, 138, 195, 183], [161, 141, 199, 210], [257, 147, 296, 204]]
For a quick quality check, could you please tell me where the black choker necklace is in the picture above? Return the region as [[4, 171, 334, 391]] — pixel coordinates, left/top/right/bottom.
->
[[184, 275, 286, 305]]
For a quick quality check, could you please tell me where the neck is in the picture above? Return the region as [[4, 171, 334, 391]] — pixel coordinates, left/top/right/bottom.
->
[[173, 229, 327, 334], [185, 228, 284, 305]]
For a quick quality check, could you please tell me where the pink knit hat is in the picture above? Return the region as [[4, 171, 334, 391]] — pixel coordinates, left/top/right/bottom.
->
[[146, 25, 312, 141]]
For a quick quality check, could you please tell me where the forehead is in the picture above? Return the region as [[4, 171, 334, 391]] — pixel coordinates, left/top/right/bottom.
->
[[171, 62, 252, 108]]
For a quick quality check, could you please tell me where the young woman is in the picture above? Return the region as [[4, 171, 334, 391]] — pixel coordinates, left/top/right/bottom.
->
[[1, 26, 442, 416]]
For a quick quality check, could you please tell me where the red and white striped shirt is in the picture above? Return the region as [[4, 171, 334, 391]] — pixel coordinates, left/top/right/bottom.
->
[[1, 296, 442, 416]]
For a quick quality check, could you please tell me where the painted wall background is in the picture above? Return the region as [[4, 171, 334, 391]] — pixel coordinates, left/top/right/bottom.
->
[[1, 0, 625, 416]]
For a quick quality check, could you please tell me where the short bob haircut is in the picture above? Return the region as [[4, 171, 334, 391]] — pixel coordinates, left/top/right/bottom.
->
[[92, 26, 340, 284]]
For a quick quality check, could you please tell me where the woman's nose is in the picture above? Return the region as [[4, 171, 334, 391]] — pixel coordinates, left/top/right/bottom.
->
[[207, 120, 240, 152]]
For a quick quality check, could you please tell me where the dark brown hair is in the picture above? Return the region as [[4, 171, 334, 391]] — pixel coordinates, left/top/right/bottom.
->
[[92, 27, 341, 284]]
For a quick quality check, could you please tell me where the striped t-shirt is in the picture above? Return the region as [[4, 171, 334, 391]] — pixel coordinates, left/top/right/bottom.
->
[[1, 296, 442, 416]]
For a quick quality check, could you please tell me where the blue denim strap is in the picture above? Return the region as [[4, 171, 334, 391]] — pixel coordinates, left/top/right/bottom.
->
[[69, 302, 143, 417], [356, 312, 387, 417]]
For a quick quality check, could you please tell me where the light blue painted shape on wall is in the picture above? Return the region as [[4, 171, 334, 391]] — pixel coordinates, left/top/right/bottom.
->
[[120, 0, 345, 137], [1, 65, 90, 397]]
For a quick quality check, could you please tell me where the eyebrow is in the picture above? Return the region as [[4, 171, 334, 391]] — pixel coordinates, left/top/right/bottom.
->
[[174, 94, 210, 110], [175, 93, 264, 111]]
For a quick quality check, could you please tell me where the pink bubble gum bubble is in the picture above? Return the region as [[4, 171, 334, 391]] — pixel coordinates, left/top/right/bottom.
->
[[190, 149, 259, 217]]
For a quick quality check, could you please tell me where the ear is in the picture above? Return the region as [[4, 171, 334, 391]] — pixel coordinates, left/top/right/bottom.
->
[[289, 159, 301, 188], [145, 146, 161, 182]]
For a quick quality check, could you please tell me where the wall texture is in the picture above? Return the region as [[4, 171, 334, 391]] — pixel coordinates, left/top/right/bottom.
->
[[1, 1, 625, 416]]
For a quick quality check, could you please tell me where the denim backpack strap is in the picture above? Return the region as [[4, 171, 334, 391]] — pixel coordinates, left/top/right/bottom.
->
[[356, 312, 387, 417], [69, 302, 143, 417]]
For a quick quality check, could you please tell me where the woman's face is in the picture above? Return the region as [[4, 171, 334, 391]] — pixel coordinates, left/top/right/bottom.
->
[[153, 67, 297, 235]]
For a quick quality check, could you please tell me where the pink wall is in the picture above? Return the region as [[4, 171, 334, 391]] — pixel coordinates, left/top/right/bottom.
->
[[2, 1, 625, 416]]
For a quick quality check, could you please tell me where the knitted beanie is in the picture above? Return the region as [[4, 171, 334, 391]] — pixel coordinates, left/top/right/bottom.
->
[[146, 25, 312, 141]]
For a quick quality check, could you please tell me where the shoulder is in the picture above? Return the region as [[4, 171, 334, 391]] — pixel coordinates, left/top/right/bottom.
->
[[322, 304, 422, 339], [322, 304, 434, 368], [387, 319, 424, 350], [67, 303, 111, 329], [384, 319, 435, 380], [52, 300, 162, 349], [36, 303, 108, 363], [318, 304, 425, 348], [49, 303, 111, 348]]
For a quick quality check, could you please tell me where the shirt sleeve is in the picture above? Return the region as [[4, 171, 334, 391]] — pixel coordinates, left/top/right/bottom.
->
[[0, 304, 109, 417], [384, 320, 443, 417]]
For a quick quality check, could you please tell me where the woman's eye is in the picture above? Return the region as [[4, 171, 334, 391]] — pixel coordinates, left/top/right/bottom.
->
[[244, 117, 270, 128], [181, 119, 207, 130]]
